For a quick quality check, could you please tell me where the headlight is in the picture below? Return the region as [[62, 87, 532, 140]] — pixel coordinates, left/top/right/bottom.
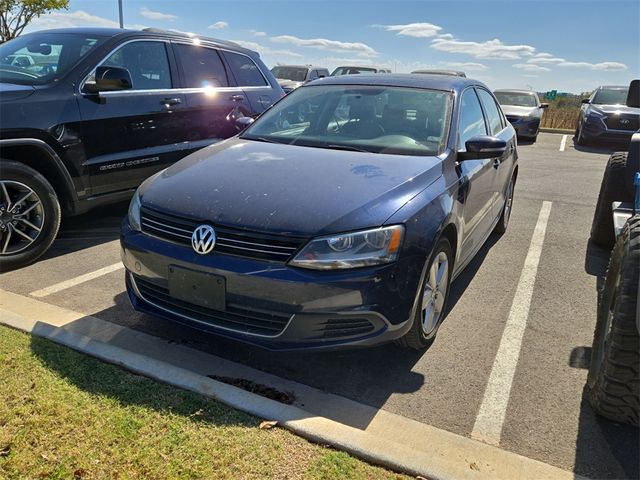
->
[[128, 190, 142, 231], [586, 107, 606, 119], [289, 225, 404, 270]]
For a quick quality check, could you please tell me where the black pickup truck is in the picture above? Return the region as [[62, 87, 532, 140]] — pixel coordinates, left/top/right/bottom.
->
[[0, 27, 283, 270]]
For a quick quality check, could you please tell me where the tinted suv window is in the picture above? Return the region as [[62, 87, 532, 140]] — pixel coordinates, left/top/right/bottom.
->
[[174, 43, 228, 88], [458, 89, 487, 149], [224, 51, 267, 86], [477, 89, 504, 135], [102, 41, 171, 90]]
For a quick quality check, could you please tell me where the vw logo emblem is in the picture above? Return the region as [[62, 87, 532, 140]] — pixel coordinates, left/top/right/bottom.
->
[[191, 225, 216, 255]]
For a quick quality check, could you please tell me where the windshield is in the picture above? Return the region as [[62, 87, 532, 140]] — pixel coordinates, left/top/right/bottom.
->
[[592, 88, 628, 105], [494, 92, 538, 107], [331, 66, 377, 76], [271, 66, 309, 82], [0, 32, 107, 85], [241, 84, 452, 156]]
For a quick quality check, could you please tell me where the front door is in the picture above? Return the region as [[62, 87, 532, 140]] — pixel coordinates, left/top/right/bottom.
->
[[76, 40, 188, 196]]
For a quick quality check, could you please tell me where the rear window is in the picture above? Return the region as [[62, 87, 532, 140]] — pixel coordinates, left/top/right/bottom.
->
[[174, 43, 229, 88], [224, 51, 267, 87]]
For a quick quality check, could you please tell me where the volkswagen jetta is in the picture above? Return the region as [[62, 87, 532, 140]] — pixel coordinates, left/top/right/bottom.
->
[[121, 74, 518, 350]]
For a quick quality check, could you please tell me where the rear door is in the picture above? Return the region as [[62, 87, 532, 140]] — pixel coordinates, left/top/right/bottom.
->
[[172, 42, 251, 152], [221, 50, 277, 114], [77, 39, 188, 195]]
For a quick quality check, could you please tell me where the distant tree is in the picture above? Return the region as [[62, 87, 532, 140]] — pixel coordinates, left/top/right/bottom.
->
[[0, 0, 69, 43]]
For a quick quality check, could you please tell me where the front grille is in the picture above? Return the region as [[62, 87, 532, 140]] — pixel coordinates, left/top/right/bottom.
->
[[505, 115, 521, 124], [314, 317, 375, 339], [140, 206, 305, 262], [133, 274, 291, 336], [605, 115, 639, 131]]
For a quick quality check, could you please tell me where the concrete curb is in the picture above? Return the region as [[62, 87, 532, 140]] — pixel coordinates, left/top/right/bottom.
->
[[540, 128, 574, 134], [0, 289, 588, 480]]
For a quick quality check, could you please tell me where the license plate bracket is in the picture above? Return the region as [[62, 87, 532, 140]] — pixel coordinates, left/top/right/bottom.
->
[[168, 265, 226, 311]]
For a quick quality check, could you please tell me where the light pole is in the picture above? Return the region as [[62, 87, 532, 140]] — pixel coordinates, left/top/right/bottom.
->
[[118, 0, 124, 28]]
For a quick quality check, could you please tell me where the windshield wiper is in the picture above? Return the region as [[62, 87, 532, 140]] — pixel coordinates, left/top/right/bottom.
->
[[242, 136, 281, 144], [325, 144, 374, 153]]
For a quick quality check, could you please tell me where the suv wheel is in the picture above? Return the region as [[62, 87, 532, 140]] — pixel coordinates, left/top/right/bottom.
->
[[0, 160, 61, 271], [396, 238, 453, 350], [587, 215, 639, 426], [575, 120, 589, 146]]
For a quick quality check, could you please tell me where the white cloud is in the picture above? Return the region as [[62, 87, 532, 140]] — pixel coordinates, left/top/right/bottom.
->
[[527, 56, 566, 65], [558, 61, 627, 71], [139, 7, 176, 22], [208, 21, 228, 30], [431, 37, 536, 59], [27, 10, 145, 31], [232, 40, 303, 58], [270, 35, 377, 57], [440, 61, 488, 71], [250, 30, 267, 37], [379, 22, 442, 38], [513, 63, 551, 72], [437, 33, 455, 40]]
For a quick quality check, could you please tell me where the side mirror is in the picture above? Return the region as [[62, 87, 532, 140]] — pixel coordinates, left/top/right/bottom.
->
[[581, 98, 590, 104], [459, 135, 507, 160], [626, 79, 640, 108], [540, 103, 549, 109], [235, 116, 255, 130], [84, 66, 133, 93]]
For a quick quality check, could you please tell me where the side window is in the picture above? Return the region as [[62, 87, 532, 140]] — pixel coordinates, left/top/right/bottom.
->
[[308, 70, 318, 81], [174, 43, 228, 88], [318, 69, 329, 78], [458, 89, 487, 150], [223, 51, 268, 87], [102, 41, 171, 90], [477, 89, 504, 135]]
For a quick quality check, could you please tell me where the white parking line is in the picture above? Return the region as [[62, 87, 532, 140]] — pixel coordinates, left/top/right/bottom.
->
[[30, 262, 124, 298], [471, 201, 552, 446], [559, 134, 567, 151]]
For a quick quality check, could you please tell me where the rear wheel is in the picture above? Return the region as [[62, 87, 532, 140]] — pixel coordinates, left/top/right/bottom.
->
[[587, 215, 640, 426], [494, 172, 516, 235], [397, 238, 453, 350], [0, 160, 61, 271], [590, 152, 634, 249]]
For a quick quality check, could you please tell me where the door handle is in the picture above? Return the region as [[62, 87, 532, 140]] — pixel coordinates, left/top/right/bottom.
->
[[230, 94, 245, 102], [162, 98, 181, 107]]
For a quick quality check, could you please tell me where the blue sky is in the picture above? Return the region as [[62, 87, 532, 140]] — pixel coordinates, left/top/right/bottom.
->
[[26, 0, 639, 93]]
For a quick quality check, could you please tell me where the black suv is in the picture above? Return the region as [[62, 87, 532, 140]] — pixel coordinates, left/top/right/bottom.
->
[[0, 28, 283, 270]]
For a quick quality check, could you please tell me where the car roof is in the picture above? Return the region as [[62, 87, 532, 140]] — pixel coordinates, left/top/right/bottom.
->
[[23, 27, 255, 55], [411, 69, 466, 77], [272, 65, 327, 70], [597, 85, 629, 90], [314, 73, 485, 92], [494, 89, 538, 95]]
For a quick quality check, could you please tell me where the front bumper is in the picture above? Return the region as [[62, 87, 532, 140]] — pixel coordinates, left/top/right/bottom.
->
[[581, 115, 635, 143], [120, 221, 420, 350], [507, 117, 540, 138]]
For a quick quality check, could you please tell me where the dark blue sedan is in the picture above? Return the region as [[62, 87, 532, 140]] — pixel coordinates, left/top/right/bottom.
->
[[121, 74, 518, 350]]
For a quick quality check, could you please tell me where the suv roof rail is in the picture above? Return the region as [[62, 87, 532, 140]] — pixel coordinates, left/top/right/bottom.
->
[[140, 27, 244, 50]]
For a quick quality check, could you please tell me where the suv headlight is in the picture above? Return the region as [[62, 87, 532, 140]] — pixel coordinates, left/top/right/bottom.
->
[[289, 225, 404, 270], [586, 107, 606, 119], [128, 190, 142, 231]]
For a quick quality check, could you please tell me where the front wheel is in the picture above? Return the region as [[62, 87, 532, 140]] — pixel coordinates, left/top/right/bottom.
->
[[0, 160, 61, 271], [575, 120, 589, 146], [396, 238, 453, 350]]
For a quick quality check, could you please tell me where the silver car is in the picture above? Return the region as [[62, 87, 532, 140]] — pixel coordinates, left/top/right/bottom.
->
[[494, 89, 547, 141]]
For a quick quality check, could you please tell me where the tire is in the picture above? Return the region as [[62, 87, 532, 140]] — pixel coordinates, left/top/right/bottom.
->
[[396, 238, 453, 350], [494, 171, 516, 235], [575, 119, 591, 146], [0, 160, 61, 271], [590, 152, 634, 249], [587, 214, 640, 426]]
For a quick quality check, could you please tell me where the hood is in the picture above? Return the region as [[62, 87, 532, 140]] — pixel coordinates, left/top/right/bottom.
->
[[591, 104, 640, 116], [0, 82, 36, 102], [140, 138, 443, 236], [500, 105, 540, 117], [276, 79, 303, 91]]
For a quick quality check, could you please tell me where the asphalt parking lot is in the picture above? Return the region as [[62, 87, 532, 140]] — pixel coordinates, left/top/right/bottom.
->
[[1, 132, 637, 479]]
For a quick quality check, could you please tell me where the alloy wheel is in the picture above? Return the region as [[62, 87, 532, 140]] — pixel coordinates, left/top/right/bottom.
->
[[504, 178, 514, 226], [0, 180, 45, 255], [422, 251, 449, 335]]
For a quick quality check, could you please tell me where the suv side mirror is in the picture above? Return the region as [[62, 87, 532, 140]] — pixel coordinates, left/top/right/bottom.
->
[[626, 79, 640, 108], [540, 103, 549, 109], [84, 66, 133, 93], [581, 98, 591, 104], [459, 135, 507, 160]]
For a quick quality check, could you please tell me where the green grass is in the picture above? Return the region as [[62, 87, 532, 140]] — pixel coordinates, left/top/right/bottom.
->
[[0, 325, 408, 480]]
